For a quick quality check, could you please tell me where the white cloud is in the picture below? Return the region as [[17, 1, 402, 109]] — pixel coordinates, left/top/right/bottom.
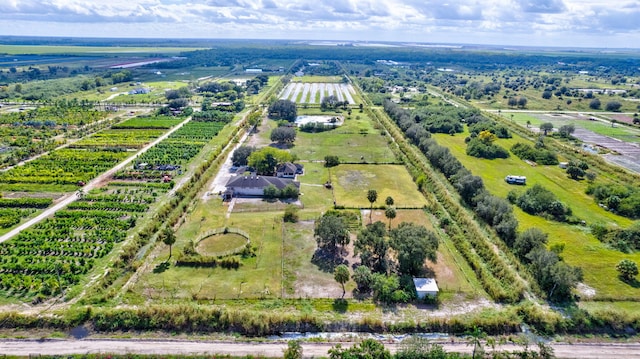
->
[[0, 0, 637, 48]]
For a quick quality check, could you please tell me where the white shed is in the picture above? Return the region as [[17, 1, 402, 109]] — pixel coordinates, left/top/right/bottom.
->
[[413, 278, 439, 299]]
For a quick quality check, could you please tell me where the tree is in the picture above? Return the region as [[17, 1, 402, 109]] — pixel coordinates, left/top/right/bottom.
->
[[513, 228, 548, 260], [517, 96, 528, 109], [526, 120, 531, 128], [321, 95, 340, 111], [467, 326, 486, 359], [268, 99, 297, 121], [367, 189, 378, 222], [385, 196, 394, 206], [352, 265, 374, 293], [231, 145, 255, 166], [328, 339, 391, 359], [270, 126, 296, 144], [542, 90, 552, 99], [324, 155, 340, 168], [616, 259, 638, 281], [540, 122, 554, 136], [589, 98, 601, 110], [558, 124, 575, 138], [390, 222, 438, 276], [248, 147, 293, 176], [355, 221, 389, 273], [314, 214, 350, 252], [283, 340, 303, 359], [508, 97, 518, 107], [606, 101, 622, 112], [161, 227, 176, 259], [334, 264, 350, 298], [384, 207, 396, 230]]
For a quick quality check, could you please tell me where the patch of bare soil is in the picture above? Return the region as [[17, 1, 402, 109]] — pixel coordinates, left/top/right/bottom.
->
[[576, 282, 596, 299]]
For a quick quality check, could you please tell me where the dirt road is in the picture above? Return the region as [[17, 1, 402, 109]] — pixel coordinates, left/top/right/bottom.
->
[[0, 116, 191, 245], [2, 339, 640, 358]]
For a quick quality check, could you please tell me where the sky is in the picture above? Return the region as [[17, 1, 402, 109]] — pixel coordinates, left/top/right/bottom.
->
[[0, 0, 639, 48]]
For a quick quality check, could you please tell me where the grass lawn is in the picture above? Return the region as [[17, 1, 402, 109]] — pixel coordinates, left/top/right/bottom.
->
[[290, 113, 396, 163], [432, 130, 640, 300], [129, 210, 283, 302], [331, 164, 428, 208]]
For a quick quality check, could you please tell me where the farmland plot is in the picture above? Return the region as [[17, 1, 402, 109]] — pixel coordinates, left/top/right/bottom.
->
[[0, 186, 163, 298], [280, 82, 356, 104]]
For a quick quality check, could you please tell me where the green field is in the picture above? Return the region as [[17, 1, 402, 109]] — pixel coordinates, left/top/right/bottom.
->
[[0, 45, 204, 55], [432, 130, 639, 299], [331, 164, 429, 208], [291, 113, 396, 163]]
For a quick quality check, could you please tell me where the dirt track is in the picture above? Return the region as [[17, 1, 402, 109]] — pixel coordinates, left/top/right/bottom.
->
[[2, 339, 640, 358]]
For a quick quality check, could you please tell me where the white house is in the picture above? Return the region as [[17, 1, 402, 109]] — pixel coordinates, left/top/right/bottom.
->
[[413, 278, 439, 299]]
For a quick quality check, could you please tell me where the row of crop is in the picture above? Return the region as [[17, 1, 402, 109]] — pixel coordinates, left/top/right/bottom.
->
[[0, 188, 155, 297], [0, 197, 53, 208], [111, 116, 183, 130], [0, 149, 129, 187], [116, 122, 225, 177], [69, 129, 165, 149], [79, 193, 156, 204], [0, 104, 108, 126], [369, 107, 525, 303], [0, 208, 35, 229]]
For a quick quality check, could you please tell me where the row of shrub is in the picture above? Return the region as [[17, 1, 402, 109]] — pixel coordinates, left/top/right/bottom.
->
[[1, 301, 639, 336]]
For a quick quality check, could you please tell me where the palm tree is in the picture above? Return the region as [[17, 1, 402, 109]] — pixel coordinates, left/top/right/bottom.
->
[[384, 207, 396, 230], [367, 189, 377, 222]]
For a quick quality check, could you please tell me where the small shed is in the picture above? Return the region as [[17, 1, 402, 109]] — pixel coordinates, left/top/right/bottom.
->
[[413, 278, 439, 299]]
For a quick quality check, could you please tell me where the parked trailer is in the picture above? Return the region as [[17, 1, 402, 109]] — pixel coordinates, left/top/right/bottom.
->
[[505, 175, 526, 185]]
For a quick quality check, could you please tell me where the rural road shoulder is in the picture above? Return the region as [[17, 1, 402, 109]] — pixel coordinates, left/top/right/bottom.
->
[[2, 339, 640, 358]]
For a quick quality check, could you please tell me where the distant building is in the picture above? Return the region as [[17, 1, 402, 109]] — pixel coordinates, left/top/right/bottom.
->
[[413, 278, 439, 299], [245, 68, 263, 73], [276, 162, 297, 178]]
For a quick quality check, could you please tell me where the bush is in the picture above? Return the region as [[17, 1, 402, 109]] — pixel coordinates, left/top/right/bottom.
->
[[466, 138, 510, 159], [510, 142, 558, 165], [513, 184, 572, 222], [283, 205, 299, 223]]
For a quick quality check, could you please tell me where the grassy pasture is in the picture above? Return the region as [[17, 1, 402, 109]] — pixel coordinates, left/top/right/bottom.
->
[[432, 130, 639, 299], [290, 113, 396, 163], [331, 164, 428, 208]]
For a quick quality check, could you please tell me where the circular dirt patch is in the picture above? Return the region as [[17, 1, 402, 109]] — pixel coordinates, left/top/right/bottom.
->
[[196, 233, 248, 257]]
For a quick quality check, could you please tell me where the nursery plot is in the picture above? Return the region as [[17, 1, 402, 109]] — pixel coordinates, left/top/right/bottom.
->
[[280, 82, 357, 104], [0, 105, 110, 169], [0, 186, 162, 298], [70, 129, 166, 149], [116, 121, 225, 180], [0, 148, 129, 192]]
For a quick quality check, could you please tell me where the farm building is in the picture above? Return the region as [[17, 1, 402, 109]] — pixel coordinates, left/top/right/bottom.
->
[[224, 175, 299, 199], [413, 278, 439, 299]]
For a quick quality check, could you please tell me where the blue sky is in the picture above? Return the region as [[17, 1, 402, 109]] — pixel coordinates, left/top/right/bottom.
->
[[1, 0, 639, 48]]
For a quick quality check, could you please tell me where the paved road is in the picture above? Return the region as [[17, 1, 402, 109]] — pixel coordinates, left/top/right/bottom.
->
[[0, 116, 192, 245], [2, 339, 640, 358]]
